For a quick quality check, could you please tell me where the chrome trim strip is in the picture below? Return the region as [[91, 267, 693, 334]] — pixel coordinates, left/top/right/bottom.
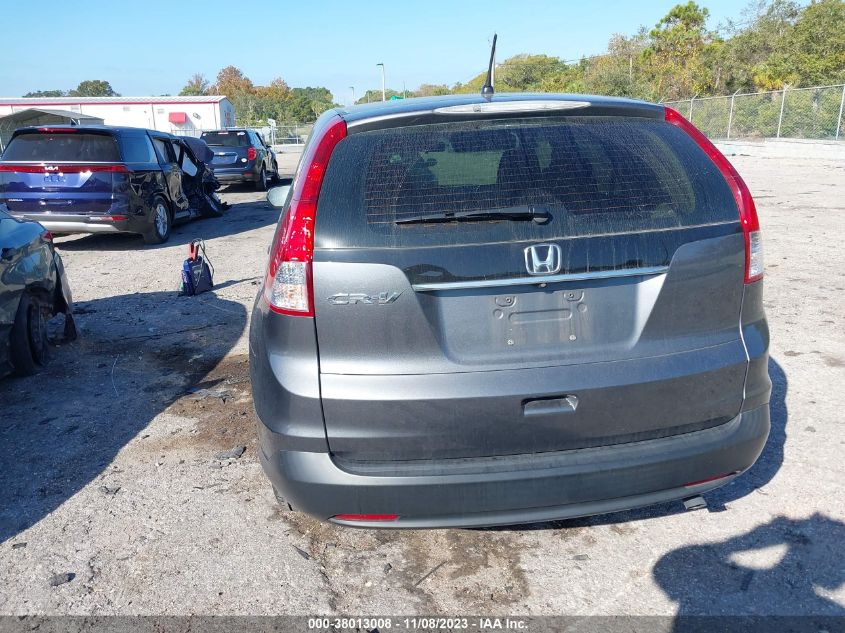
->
[[412, 266, 669, 291], [432, 100, 591, 115]]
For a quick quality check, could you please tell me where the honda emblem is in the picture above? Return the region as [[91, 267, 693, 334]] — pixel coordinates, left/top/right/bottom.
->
[[524, 244, 562, 275]]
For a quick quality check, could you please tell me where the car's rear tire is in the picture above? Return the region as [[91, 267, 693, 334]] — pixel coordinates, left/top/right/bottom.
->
[[143, 197, 171, 244], [255, 168, 268, 192], [10, 292, 48, 376]]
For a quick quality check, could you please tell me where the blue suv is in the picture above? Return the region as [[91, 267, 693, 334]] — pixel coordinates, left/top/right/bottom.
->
[[201, 129, 278, 191], [0, 126, 223, 244]]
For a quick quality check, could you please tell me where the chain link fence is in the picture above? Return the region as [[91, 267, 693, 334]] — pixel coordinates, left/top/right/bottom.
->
[[169, 85, 845, 145], [170, 124, 313, 146], [170, 127, 203, 138], [262, 124, 313, 146], [664, 84, 845, 141]]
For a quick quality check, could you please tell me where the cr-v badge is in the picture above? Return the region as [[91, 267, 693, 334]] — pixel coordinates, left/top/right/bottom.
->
[[327, 292, 402, 305], [524, 244, 562, 275]]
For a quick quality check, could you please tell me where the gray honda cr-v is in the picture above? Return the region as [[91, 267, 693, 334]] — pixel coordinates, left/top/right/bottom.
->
[[249, 92, 770, 528]]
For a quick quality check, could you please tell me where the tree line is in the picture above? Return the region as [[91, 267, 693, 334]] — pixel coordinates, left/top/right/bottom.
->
[[19, 0, 843, 124], [378, 0, 845, 104], [23, 80, 119, 98], [174, 0, 843, 121], [178, 67, 337, 125]]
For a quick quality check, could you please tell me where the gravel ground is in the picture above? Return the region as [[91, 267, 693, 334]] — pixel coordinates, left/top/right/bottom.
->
[[0, 158, 843, 618]]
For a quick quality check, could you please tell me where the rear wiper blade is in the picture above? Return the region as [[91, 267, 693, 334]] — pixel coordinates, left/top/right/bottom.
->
[[395, 205, 551, 225]]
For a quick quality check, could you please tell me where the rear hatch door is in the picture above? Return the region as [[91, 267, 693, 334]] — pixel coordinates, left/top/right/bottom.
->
[[200, 131, 250, 168], [312, 112, 748, 461], [0, 130, 122, 216]]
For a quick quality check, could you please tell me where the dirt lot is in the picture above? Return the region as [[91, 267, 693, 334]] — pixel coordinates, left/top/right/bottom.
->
[[1, 159, 844, 618]]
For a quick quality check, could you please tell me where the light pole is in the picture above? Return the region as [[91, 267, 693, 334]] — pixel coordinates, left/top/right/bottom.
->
[[349, 86, 355, 105], [377, 63, 386, 101]]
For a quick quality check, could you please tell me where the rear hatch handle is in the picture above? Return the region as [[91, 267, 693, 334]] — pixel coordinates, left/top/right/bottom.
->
[[523, 395, 579, 417]]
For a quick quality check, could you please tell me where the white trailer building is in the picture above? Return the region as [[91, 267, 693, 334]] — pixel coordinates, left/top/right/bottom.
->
[[0, 96, 235, 138]]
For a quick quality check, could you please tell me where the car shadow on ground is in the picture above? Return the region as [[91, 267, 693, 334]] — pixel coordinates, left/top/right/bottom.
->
[[51, 187, 288, 253], [653, 513, 845, 621], [220, 181, 288, 194], [483, 357, 787, 533], [650, 358, 845, 622], [0, 289, 247, 543]]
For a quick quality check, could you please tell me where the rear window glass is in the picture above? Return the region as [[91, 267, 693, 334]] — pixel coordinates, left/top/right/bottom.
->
[[316, 117, 738, 248], [2, 132, 120, 162], [200, 131, 249, 147], [121, 135, 157, 163]]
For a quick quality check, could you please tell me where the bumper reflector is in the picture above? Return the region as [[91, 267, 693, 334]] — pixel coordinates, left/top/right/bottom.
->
[[683, 471, 740, 488]]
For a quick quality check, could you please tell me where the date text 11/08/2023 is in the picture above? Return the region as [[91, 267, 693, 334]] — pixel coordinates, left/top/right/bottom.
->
[[307, 617, 528, 630]]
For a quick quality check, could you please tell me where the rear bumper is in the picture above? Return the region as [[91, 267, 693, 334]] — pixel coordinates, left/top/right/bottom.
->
[[10, 214, 130, 235], [258, 404, 770, 528], [212, 166, 257, 183], [32, 220, 123, 234]]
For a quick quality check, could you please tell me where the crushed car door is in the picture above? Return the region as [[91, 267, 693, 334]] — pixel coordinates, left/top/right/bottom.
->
[[151, 137, 189, 219], [168, 140, 193, 220], [175, 139, 223, 217]]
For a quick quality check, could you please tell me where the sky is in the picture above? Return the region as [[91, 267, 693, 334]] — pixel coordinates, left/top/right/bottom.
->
[[1, 0, 755, 105]]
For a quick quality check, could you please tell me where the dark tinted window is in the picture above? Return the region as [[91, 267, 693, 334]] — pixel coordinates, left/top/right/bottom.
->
[[3, 132, 120, 162], [121, 134, 157, 163], [316, 117, 738, 248], [201, 130, 249, 147]]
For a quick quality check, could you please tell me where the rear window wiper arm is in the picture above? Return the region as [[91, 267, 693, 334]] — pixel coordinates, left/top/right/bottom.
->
[[395, 205, 551, 225]]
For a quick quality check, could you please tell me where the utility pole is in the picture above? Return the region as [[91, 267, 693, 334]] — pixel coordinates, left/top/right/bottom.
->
[[403, 81, 406, 99], [349, 86, 355, 105], [377, 63, 386, 101]]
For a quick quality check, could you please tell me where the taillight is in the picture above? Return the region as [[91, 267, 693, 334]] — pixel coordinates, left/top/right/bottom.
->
[[263, 116, 347, 316], [42, 231, 54, 242], [247, 147, 257, 161], [0, 164, 129, 173], [664, 107, 763, 284], [88, 215, 128, 222]]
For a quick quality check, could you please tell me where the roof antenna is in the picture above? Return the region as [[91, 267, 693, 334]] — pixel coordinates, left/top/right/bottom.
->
[[481, 33, 497, 100]]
